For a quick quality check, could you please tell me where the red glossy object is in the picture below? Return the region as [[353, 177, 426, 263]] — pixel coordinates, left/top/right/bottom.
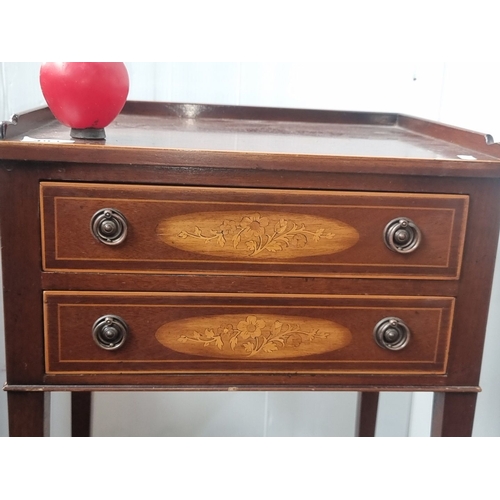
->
[[40, 62, 129, 139]]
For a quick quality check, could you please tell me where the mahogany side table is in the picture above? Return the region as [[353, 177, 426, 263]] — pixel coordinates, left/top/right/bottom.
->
[[1, 102, 500, 436]]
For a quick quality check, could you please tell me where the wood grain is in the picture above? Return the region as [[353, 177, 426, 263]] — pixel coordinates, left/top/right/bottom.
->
[[0, 165, 45, 385], [41, 182, 468, 279], [71, 392, 92, 437], [2, 104, 500, 178], [356, 392, 380, 437], [157, 210, 359, 259], [8, 392, 50, 437], [2, 102, 500, 437], [43, 292, 454, 376], [431, 392, 478, 437], [155, 313, 353, 359]]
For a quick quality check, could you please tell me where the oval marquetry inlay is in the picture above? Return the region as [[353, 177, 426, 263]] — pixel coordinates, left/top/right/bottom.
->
[[155, 314, 352, 359], [156, 211, 359, 259]]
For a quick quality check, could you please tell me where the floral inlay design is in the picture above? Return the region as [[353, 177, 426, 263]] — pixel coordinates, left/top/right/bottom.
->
[[155, 313, 352, 360], [178, 315, 331, 357], [157, 210, 359, 260], [177, 213, 335, 257]]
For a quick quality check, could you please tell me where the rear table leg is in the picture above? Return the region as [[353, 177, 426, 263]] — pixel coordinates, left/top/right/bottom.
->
[[356, 391, 379, 437], [72, 391, 92, 437]]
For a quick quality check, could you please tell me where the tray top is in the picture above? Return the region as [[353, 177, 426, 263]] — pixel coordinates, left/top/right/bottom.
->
[[2, 101, 500, 176]]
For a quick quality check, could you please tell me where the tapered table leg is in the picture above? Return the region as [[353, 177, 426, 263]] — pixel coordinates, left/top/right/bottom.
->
[[8, 391, 51, 437], [356, 392, 379, 437], [71, 391, 92, 437], [431, 392, 477, 437]]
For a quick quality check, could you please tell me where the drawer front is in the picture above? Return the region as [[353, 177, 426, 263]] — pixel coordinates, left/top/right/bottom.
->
[[41, 182, 468, 279], [44, 292, 454, 375]]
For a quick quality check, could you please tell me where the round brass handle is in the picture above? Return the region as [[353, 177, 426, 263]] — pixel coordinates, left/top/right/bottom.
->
[[373, 317, 410, 350], [384, 217, 421, 253], [90, 208, 128, 245], [92, 315, 129, 350]]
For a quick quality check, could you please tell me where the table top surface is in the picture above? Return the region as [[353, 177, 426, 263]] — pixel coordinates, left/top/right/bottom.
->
[[2, 101, 500, 176]]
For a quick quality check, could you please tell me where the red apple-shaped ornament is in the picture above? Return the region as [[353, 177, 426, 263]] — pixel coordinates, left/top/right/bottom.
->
[[40, 62, 129, 140]]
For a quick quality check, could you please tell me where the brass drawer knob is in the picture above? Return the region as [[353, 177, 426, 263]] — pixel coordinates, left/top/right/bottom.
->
[[92, 315, 128, 350], [373, 317, 410, 350], [90, 208, 128, 245], [384, 217, 421, 253]]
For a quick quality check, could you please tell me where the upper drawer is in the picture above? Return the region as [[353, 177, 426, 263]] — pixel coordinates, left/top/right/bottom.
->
[[40, 182, 468, 279]]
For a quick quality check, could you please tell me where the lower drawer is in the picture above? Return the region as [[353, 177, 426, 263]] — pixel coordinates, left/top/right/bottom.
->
[[44, 292, 454, 375]]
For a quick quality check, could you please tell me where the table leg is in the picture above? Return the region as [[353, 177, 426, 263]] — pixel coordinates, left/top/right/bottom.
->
[[71, 392, 93, 437], [8, 391, 51, 437], [431, 392, 477, 437], [356, 391, 379, 437]]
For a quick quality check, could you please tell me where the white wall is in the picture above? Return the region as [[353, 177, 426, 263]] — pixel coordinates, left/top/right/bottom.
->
[[1, 62, 499, 436]]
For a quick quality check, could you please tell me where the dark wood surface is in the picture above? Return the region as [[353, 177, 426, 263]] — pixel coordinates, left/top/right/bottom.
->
[[431, 392, 478, 437], [0, 165, 45, 386], [1, 103, 500, 177], [71, 392, 92, 437], [41, 272, 461, 296], [356, 392, 380, 437], [40, 182, 468, 279], [2, 102, 499, 161], [2, 101, 500, 436], [8, 392, 50, 437], [44, 292, 454, 376]]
